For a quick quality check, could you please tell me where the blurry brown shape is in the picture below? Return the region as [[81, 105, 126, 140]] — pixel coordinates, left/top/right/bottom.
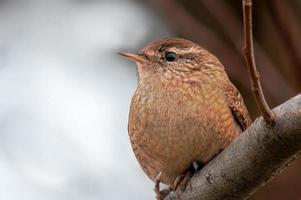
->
[[268, 0, 301, 90]]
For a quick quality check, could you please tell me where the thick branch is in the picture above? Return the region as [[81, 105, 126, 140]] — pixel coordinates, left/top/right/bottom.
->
[[242, 0, 275, 122], [165, 95, 301, 200]]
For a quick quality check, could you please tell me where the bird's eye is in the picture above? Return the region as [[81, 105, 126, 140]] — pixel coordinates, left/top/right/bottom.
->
[[164, 52, 177, 62]]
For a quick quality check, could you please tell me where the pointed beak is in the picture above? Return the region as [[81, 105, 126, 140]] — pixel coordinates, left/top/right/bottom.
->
[[118, 52, 147, 63]]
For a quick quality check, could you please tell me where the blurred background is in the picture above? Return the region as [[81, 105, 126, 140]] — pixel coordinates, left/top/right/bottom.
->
[[0, 0, 300, 199]]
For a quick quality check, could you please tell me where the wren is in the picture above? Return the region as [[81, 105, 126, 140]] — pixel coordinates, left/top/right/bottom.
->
[[119, 38, 251, 199]]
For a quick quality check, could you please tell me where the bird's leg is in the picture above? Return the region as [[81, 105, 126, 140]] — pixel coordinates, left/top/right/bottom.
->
[[173, 161, 205, 191], [174, 169, 193, 191], [154, 172, 172, 200], [154, 172, 161, 199]]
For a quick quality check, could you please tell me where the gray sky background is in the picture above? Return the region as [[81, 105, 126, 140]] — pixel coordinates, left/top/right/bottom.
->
[[0, 0, 173, 199]]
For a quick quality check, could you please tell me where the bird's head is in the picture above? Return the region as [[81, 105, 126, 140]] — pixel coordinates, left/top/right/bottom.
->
[[119, 38, 224, 81]]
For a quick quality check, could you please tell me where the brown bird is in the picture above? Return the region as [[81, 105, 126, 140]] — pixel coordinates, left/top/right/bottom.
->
[[119, 38, 251, 199]]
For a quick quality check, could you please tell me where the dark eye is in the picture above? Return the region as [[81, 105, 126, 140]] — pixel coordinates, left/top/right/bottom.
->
[[164, 52, 177, 62]]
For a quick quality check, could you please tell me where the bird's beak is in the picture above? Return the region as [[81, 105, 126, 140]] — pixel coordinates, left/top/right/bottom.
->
[[118, 52, 147, 63]]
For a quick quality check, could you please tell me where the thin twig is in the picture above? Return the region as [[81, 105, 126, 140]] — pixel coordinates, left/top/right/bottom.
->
[[242, 0, 275, 123]]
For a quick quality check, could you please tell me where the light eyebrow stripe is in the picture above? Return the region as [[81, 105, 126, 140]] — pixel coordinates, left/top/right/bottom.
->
[[164, 46, 199, 54]]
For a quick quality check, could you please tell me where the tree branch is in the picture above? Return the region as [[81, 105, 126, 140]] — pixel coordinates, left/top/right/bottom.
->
[[165, 94, 301, 200], [242, 0, 276, 123]]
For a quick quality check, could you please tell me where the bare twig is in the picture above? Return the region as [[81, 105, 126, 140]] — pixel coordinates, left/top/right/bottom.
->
[[164, 95, 301, 200], [242, 0, 275, 123]]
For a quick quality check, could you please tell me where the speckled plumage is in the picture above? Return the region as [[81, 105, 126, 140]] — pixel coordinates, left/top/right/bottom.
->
[[121, 38, 251, 186]]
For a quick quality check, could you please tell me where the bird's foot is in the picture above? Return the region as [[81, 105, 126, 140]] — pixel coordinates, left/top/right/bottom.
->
[[192, 160, 204, 171], [173, 161, 204, 192], [154, 172, 172, 200], [173, 170, 193, 191]]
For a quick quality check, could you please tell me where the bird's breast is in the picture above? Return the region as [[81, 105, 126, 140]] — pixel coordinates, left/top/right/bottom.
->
[[128, 80, 240, 185]]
